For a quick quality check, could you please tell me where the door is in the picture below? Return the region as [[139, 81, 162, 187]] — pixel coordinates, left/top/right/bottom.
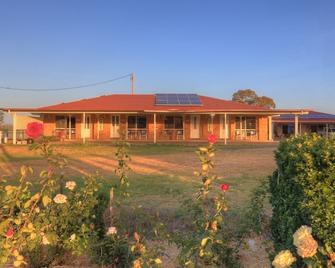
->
[[190, 115, 200, 139], [220, 115, 230, 139], [111, 115, 120, 138], [84, 115, 91, 138]]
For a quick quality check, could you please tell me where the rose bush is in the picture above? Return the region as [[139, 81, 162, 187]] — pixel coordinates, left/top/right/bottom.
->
[[272, 225, 335, 268], [174, 135, 239, 267], [0, 130, 100, 267]]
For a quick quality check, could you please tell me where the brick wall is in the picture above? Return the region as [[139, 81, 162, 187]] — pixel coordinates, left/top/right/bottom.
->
[[43, 114, 55, 136], [258, 116, 269, 141]]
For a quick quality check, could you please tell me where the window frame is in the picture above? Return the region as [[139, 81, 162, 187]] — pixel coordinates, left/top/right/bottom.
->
[[127, 115, 147, 130], [164, 115, 183, 130]]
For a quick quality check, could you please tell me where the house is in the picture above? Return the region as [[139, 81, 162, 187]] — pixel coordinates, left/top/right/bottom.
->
[[273, 111, 335, 139], [1, 93, 307, 144]]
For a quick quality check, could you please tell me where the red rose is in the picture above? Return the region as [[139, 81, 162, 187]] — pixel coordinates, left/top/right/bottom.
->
[[25, 122, 43, 139], [220, 184, 229, 191], [207, 134, 217, 144], [6, 227, 14, 238]]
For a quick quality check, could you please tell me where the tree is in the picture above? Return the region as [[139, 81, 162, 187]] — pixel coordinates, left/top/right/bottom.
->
[[232, 89, 276, 109], [256, 96, 276, 109], [232, 89, 258, 105]]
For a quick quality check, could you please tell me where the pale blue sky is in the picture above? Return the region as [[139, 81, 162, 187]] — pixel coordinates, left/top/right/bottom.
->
[[0, 0, 334, 117]]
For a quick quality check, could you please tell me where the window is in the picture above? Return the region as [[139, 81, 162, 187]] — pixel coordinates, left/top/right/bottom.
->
[[128, 116, 136, 128], [283, 124, 294, 135], [85, 116, 91, 129], [207, 117, 213, 132], [246, 117, 256, 129], [56, 116, 66, 129], [164, 116, 174, 129], [235, 116, 256, 130], [164, 116, 183, 129], [127, 116, 147, 129], [98, 117, 104, 131], [175, 116, 183, 129], [55, 116, 76, 129], [193, 116, 197, 129], [69, 117, 76, 129], [137, 116, 147, 129]]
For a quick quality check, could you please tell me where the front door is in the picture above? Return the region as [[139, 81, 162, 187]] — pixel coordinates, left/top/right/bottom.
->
[[190, 115, 200, 139], [84, 115, 91, 138], [111, 115, 120, 138], [220, 115, 230, 139]]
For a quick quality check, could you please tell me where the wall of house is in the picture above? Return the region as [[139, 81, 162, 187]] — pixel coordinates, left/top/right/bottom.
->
[[43, 114, 55, 136], [15, 115, 43, 130], [258, 116, 269, 141], [38, 113, 271, 142]]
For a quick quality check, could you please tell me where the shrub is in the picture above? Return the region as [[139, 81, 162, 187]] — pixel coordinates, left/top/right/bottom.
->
[[89, 134, 163, 268], [269, 134, 335, 257], [89, 234, 133, 267], [174, 135, 240, 267], [0, 135, 100, 267]]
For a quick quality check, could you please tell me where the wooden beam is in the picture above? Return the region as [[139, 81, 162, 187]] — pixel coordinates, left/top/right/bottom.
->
[[97, 114, 100, 140], [68, 114, 72, 140], [153, 113, 157, 144], [268, 116, 273, 141], [224, 113, 227, 145], [82, 112, 86, 144], [294, 114, 299, 137], [12, 112, 17, 145]]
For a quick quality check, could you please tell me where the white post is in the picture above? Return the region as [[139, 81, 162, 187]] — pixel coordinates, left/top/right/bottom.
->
[[294, 114, 299, 137], [268, 116, 273, 141], [224, 113, 227, 145], [210, 113, 215, 134], [183, 114, 185, 140], [326, 123, 329, 138], [97, 115, 100, 140], [153, 113, 157, 144], [68, 114, 72, 140], [12, 112, 17, 145], [82, 113, 86, 144]]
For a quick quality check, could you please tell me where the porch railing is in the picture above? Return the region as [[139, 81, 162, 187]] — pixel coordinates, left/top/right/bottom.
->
[[127, 129, 148, 140], [54, 128, 76, 139], [160, 129, 184, 140], [235, 129, 258, 141]]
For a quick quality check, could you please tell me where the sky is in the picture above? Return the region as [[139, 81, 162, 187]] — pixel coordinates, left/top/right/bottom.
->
[[0, 0, 335, 120]]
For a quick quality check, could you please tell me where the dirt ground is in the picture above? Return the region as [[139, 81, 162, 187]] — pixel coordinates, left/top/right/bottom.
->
[[0, 143, 277, 267], [0, 144, 276, 179]]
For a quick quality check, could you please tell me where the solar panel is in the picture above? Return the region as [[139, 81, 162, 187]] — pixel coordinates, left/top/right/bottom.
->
[[155, 94, 202, 106]]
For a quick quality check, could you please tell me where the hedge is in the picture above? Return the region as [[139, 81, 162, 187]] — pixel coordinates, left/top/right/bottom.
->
[[270, 134, 335, 254]]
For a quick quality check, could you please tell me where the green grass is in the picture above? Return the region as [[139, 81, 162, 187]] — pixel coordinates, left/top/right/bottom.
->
[[47, 141, 277, 156], [0, 142, 274, 237]]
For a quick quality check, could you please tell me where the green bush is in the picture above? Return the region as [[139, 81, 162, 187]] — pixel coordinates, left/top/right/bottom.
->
[[270, 134, 335, 255]]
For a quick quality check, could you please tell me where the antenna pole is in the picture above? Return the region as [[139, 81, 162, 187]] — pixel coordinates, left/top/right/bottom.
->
[[131, 73, 135, 95]]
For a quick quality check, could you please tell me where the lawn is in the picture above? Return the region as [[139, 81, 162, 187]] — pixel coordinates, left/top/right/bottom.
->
[[0, 142, 278, 267]]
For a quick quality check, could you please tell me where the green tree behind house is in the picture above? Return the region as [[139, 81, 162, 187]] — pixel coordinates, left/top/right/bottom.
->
[[232, 89, 276, 108]]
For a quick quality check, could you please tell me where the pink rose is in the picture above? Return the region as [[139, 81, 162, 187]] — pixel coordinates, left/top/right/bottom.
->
[[25, 122, 43, 139], [220, 184, 229, 191], [6, 227, 14, 238], [207, 134, 217, 144]]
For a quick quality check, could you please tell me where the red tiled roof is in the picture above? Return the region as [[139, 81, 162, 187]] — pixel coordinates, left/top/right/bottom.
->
[[1, 94, 308, 114], [36, 94, 270, 112]]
